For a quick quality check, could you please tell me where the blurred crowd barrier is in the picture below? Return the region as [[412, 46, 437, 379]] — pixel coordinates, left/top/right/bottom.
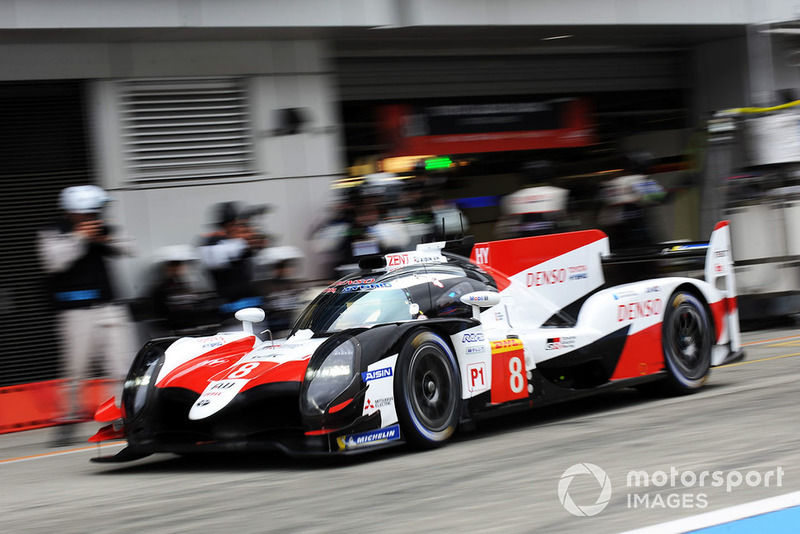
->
[[0, 379, 115, 434]]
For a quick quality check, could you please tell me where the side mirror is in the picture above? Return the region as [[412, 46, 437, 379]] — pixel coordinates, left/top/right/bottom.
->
[[460, 291, 501, 320], [235, 307, 266, 334]]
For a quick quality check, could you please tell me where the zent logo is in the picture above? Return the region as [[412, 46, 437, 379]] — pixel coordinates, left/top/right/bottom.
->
[[462, 332, 486, 343], [362, 367, 393, 381], [387, 253, 409, 267]]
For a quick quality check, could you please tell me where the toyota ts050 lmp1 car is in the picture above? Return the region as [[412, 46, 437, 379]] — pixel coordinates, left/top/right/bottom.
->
[[90, 222, 743, 462]]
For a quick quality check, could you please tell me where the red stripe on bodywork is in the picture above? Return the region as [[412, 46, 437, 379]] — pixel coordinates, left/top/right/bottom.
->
[[94, 397, 122, 423], [157, 337, 257, 393], [305, 428, 340, 436], [475, 263, 511, 292], [328, 398, 353, 413], [726, 296, 737, 314], [239, 358, 311, 392], [610, 323, 664, 380], [709, 300, 725, 343], [471, 229, 607, 277], [714, 220, 730, 231], [89, 424, 126, 443]]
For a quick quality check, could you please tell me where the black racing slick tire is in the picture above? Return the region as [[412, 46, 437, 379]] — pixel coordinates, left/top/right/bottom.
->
[[659, 291, 713, 394], [395, 330, 461, 449]]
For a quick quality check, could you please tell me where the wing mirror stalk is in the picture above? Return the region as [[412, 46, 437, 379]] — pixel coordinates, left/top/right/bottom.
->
[[460, 291, 501, 320]]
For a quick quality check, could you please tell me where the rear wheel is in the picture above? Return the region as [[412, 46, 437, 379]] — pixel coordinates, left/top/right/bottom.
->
[[395, 330, 460, 448], [660, 291, 713, 393]]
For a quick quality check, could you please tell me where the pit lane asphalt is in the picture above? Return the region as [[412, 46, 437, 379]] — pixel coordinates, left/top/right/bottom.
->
[[1, 327, 799, 534]]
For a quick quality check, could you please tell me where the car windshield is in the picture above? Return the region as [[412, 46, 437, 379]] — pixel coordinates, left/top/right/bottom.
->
[[292, 288, 415, 335]]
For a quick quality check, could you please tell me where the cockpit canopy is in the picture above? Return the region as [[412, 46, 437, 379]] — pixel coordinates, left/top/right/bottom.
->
[[291, 256, 496, 335]]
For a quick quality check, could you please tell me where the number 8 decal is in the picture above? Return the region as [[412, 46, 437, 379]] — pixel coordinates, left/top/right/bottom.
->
[[229, 362, 259, 378], [490, 340, 528, 404], [509, 356, 524, 394]]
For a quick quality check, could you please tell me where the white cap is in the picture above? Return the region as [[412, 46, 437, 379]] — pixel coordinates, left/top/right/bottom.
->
[[59, 185, 111, 214], [503, 185, 569, 215], [154, 245, 199, 263], [256, 246, 305, 266]]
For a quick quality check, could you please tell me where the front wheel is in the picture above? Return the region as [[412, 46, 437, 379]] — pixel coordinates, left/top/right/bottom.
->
[[395, 330, 461, 448], [660, 291, 713, 394]]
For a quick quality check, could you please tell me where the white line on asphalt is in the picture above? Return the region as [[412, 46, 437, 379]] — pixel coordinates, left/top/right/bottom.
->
[[619, 490, 800, 534]]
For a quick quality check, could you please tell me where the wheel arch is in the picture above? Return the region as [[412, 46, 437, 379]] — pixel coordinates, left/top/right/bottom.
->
[[658, 283, 715, 393], [392, 325, 464, 447], [670, 281, 718, 343], [392, 318, 477, 362]]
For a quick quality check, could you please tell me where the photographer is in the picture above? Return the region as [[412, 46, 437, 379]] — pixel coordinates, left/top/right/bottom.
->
[[198, 201, 269, 320], [37, 185, 136, 446]]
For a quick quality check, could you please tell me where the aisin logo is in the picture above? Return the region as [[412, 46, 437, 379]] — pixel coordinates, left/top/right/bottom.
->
[[558, 463, 612, 517]]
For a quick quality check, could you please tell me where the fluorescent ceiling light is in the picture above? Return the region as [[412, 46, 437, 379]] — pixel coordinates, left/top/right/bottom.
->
[[761, 28, 800, 34], [541, 34, 574, 41]]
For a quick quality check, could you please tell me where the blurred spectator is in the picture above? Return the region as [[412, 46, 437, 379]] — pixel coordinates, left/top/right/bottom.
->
[[431, 196, 469, 240], [343, 202, 383, 265], [37, 185, 136, 446], [309, 192, 356, 278], [256, 245, 307, 337], [495, 160, 573, 239], [597, 151, 668, 251], [198, 201, 269, 319], [144, 245, 219, 336], [309, 165, 469, 277]]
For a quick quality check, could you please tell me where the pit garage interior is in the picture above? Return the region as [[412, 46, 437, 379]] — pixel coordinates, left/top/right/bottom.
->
[[335, 26, 723, 242]]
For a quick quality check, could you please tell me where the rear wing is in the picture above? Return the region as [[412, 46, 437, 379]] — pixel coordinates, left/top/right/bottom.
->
[[650, 221, 741, 352], [470, 230, 610, 315]]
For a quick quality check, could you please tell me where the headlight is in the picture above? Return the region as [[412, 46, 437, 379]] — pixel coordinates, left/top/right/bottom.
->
[[301, 338, 358, 414], [122, 342, 166, 417]]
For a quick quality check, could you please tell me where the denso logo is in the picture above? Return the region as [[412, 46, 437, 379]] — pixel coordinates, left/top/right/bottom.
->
[[462, 332, 486, 343], [527, 269, 567, 287], [362, 367, 393, 381], [618, 298, 662, 322]]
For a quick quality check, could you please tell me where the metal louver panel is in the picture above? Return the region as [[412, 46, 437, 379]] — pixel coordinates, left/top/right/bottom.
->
[[120, 78, 256, 185]]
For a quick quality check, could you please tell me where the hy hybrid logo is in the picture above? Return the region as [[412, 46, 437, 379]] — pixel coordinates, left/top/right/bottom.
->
[[558, 463, 612, 517]]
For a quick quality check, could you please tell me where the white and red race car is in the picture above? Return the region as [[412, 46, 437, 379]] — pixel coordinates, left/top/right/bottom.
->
[[91, 222, 742, 461]]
